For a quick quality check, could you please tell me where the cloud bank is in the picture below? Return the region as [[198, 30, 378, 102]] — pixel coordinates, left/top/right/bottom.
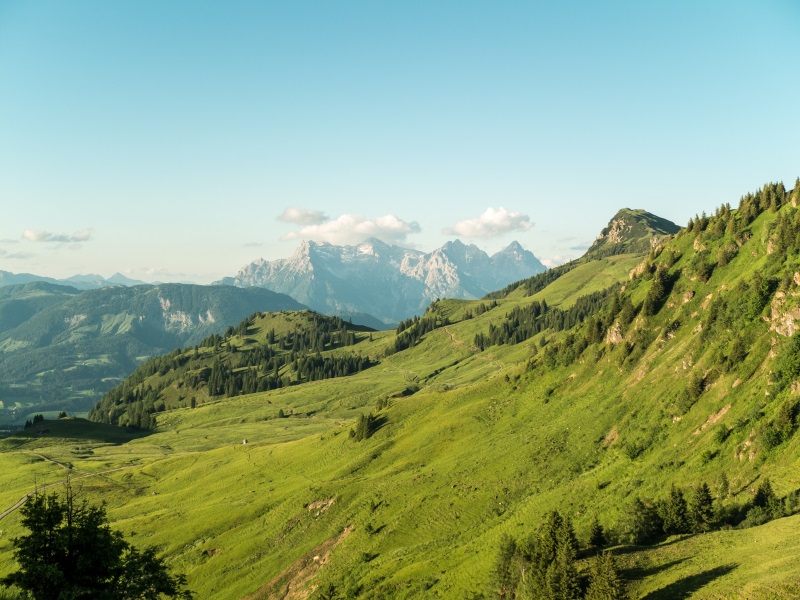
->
[[444, 207, 533, 238], [23, 228, 93, 243], [277, 207, 328, 226], [0, 249, 33, 260], [282, 213, 420, 245]]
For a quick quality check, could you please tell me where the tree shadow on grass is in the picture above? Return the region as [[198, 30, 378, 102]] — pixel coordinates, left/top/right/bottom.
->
[[9, 418, 153, 446], [613, 535, 690, 557], [641, 564, 738, 600], [623, 558, 686, 581]]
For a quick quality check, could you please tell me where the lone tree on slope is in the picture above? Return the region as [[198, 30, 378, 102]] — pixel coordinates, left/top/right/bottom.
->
[[2, 481, 193, 600]]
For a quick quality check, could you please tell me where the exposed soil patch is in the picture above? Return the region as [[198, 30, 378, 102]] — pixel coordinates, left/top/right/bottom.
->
[[694, 404, 731, 435], [307, 498, 335, 515], [602, 425, 619, 447], [243, 525, 353, 600]]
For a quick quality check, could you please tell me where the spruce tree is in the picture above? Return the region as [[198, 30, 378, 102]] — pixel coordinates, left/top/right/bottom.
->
[[586, 551, 625, 600], [546, 516, 580, 600], [588, 515, 606, 549], [661, 484, 689, 535], [490, 534, 519, 599], [688, 482, 714, 533], [623, 497, 662, 544]]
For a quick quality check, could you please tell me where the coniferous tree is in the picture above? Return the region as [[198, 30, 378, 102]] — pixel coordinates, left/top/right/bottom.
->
[[546, 515, 580, 600], [642, 267, 669, 316], [753, 478, 782, 519], [622, 497, 662, 544], [588, 515, 606, 549], [490, 534, 520, 600], [661, 484, 689, 535], [585, 551, 625, 600], [688, 483, 715, 533]]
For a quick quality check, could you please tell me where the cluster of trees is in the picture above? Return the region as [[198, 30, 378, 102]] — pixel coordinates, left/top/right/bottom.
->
[[760, 393, 800, 452], [463, 301, 498, 320], [685, 180, 795, 238], [90, 312, 372, 429], [621, 478, 798, 545], [475, 287, 618, 352], [391, 313, 450, 353], [641, 267, 674, 316], [1, 483, 192, 599], [23, 414, 45, 429], [492, 181, 795, 375], [350, 412, 382, 441], [489, 510, 623, 600]]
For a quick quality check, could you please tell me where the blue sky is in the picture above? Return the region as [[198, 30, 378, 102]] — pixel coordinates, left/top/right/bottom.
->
[[1, 1, 798, 282]]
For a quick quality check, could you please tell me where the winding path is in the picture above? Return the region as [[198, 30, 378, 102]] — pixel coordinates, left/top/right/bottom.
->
[[0, 464, 137, 522]]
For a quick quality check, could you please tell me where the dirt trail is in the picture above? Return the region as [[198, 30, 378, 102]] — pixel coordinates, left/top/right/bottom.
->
[[22, 451, 72, 471]]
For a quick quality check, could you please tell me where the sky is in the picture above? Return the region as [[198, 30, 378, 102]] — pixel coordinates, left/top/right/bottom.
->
[[1, 1, 799, 283]]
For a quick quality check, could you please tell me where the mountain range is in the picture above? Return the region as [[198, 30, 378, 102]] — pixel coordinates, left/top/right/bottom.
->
[[0, 282, 303, 419], [216, 238, 546, 324], [0, 270, 149, 290]]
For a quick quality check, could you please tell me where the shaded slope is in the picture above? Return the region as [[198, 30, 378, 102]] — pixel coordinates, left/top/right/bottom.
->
[[0, 283, 304, 419]]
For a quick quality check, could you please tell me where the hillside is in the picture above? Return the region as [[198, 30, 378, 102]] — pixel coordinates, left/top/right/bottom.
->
[[487, 208, 680, 302], [2, 180, 800, 599], [0, 283, 304, 423], [217, 238, 545, 324]]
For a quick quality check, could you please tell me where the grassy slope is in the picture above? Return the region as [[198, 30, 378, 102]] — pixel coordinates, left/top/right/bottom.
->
[[2, 196, 800, 598]]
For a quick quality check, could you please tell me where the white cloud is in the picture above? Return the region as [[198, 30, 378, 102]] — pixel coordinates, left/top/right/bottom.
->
[[282, 214, 421, 245], [444, 207, 533, 238], [277, 207, 329, 226], [540, 255, 571, 268], [22, 228, 93, 243]]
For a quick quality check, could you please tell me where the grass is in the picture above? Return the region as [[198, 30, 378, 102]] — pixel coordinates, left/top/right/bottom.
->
[[2, 201, 800, 598]]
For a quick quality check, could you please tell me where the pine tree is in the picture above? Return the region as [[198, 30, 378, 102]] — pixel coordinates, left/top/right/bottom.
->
[[490, 534, 519, 599], [588, 515, 606, 549], [546, 516, 580, 600], [661, 484, 689, 535], [585, 551, 625, 600], [688, 482, 714, 533]]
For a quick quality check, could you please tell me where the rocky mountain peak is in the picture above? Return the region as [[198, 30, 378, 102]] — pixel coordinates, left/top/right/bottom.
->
[[588, 208, 680, 257], [217, 239, 545, 324]]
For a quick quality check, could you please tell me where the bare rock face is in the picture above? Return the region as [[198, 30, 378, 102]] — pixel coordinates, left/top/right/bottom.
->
[[217, 239, 545, 324], [769, 291, 800, 337], [605, 322, 623, 345]]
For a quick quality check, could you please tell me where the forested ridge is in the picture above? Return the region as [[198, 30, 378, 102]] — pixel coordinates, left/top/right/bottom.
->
[[89, 311, 374, 428]]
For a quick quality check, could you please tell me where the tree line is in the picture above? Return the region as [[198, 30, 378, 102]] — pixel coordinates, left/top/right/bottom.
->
[[474, 286, 618, 352], [89, 312, 373, 430]]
